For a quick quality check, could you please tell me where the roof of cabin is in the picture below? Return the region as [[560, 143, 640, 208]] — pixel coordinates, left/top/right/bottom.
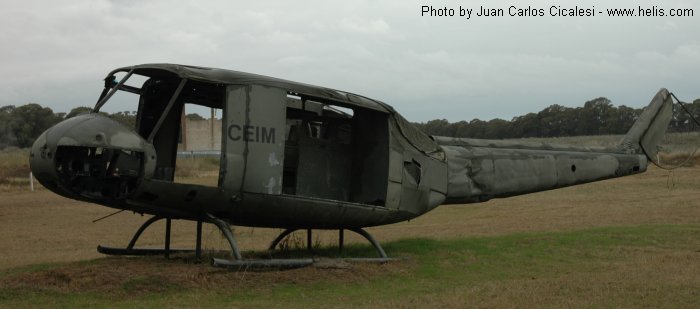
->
[[111, 63, 389, 113]]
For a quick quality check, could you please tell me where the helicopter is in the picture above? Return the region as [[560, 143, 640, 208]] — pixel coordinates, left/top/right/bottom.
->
[[29, 63, 675, 267]]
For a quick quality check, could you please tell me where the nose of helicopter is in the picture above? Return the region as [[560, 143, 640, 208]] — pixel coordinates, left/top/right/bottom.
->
[[29, 113, 156, 200]]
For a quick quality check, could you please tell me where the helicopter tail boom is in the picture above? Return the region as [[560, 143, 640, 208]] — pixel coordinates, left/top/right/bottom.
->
[[436, 88, 674, 204]]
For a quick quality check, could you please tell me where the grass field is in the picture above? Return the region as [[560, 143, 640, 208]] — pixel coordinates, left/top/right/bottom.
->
[[1, 135, 699, 307], [1, 225, 697, 308], [507, 131, 700, 153], [0, 148, 31, 191], [0, 166, 699, 307]]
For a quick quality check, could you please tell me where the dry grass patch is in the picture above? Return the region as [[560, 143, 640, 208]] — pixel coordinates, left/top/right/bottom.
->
[[4, 225, 695, 307], [175, 156, 220, 178], [0, 255, 411, 299], [1, 144, 700, 307], [657, 151, 700, 167], [1, 166, 700, 270], [0, 148, 34, 192], [174, 155, 220, 186]]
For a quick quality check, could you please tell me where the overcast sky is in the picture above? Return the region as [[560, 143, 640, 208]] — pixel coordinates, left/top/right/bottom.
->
[[1, 0, 698, 122]]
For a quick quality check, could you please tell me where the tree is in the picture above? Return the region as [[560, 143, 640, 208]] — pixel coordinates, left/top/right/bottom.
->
[[578, 97, 612, 135], [109, 111, 137, 128], [510, 113, 540, 138], [484, 118, 510, 139], [0, 105, 17, 148], [607, 105, 640, 134], [421, 119, 452, 136], [538, 104, 571, 137], [186, 113, 205, 121], [65, 106, 93, 119], [7, 103, 62, 148], [410, 95, 660, 139]]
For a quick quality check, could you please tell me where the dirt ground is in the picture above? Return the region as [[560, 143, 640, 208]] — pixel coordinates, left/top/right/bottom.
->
[[1, 166, 699, 271]]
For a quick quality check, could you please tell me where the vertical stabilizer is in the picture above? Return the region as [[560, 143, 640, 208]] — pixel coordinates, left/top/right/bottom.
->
[[619, 88, 674, 159]]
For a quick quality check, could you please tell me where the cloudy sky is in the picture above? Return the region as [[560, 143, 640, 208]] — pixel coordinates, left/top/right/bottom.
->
[[1, 0, 698, 122]]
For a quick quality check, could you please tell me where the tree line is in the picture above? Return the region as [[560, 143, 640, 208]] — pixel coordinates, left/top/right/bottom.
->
[[0, 105, 137, 149], [0, 104, 211, 149], [414, 97, 700, 139], [2, 96, 699, 149]]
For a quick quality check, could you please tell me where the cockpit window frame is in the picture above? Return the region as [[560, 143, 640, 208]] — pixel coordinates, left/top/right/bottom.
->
[[93, 69, 134, 112]]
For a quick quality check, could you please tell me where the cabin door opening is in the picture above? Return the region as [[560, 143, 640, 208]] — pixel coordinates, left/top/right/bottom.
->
[[174, 104, 223, 187], [282, 95, 389, 206], [135, 78, 226, 187]]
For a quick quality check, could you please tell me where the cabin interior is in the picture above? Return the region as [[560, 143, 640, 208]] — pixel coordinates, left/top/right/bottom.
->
[[282, 95, 389, 206], [133, 77, 389, 206]]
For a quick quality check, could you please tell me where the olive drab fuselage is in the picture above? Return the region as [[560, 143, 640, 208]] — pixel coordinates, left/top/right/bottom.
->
[[29, 64, 674, 230]]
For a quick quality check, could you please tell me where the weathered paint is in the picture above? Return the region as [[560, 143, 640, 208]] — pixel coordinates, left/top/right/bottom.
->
[[225, 84, 286, 195], [223, 85, 247, 193], [437, 88, 671, 205], [27, 64, 675, 230], [441, 145, 646, 204]]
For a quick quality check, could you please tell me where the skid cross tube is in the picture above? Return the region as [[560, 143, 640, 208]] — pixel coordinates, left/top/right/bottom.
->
[[268, 228, 297, 251], [349, 228, 388, 258], [97, 215, 194, 257], [268, 227, 388, 258], [99, 218, 391, 268], [98, 214, 242, 261], [127, 215, 164, 250], [196, 220, 203, 260], [164, 218, 171, 258], [205, 213, 242, 260]]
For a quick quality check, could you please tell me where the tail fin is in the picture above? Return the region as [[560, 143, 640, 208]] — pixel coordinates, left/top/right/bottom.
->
[[619, 88, 674, 159]]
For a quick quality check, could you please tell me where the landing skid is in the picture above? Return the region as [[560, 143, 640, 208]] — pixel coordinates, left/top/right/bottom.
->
[[267, 227, 388, 258], [98, 214, 392, 269], [97, 213, 241, 261], [213, 227, 392, 269]]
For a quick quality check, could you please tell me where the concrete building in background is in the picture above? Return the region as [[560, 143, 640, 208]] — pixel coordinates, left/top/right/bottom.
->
[[178, 116, 222, 152]]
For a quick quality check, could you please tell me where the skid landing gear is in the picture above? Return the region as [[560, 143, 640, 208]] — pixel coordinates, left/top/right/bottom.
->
[[99, 215, 392, 268], [212, 228, 392, 268], [267, 228, 388, 258], [97, 213, 241, 261]]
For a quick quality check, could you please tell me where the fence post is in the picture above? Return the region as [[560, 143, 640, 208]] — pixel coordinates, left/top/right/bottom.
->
[[29, 172, 34, 191]]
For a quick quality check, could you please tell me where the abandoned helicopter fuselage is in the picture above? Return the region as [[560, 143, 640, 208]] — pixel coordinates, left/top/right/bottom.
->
[[29, 64, 674, 264]]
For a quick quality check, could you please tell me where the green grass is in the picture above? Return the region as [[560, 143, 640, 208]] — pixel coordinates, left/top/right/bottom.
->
[[1, 224, 698, 308]]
